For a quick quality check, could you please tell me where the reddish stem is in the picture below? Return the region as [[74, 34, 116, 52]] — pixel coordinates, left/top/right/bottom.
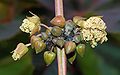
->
[[54, 0, 66, 75], [55, 0, 64, 16], [57, 48, 66, 75]]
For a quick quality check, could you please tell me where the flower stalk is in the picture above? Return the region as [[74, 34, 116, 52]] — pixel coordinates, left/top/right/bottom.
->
[[54, 0, 67, 75], [57, 48, 66, 75], [55, 0, 64, 16]]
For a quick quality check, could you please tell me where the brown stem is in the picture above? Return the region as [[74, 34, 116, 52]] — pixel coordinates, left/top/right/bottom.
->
[[55, 0, 64, 16]]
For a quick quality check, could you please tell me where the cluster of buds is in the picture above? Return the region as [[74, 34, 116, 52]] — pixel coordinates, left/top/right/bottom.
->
[[11, 12, 107, 65]]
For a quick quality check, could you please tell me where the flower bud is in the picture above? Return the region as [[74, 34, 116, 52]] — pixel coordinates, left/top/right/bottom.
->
[[46, 28, 51, 35], [44, 51, 56, 66], [64, 20, 75, 36], [41, 32, 48, 40], [73, 16, 86, 27], [12, 43, 28, 61], [30, 25, 40, 36], [73, 34, 83, 43], [50, 16, 65, 27], [68, 53, 76, 64], [51, 26, 62, 36], [56, 39, 65, 48], [53, 47, 57, 53], [34, 41, 46, 54], [76, 44, 85, 57], [52, 38, 58, 44], [30, 35, 42, 48], [64, 41, 76, 54]]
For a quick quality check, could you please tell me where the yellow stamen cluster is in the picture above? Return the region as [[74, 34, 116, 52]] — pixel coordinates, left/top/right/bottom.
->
[[19, 12, 40, 34], [20, 19, 36, 33], [12, 43, 28, 61], [74, 16, 108, 48]]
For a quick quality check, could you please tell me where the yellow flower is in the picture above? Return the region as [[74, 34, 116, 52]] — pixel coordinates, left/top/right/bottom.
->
[[85, 16, 106, 30], [19, 12, 40, 34], [75, 16, 108, 48], [12, 43, 28, 61], [81, 29, 93, 41]]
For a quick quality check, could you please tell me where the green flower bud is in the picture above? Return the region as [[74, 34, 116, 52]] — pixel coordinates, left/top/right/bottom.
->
[[52, 38, 58, 44], [34, 41, 46, 54], [44, 51, 56, 66], [73, 34, 83, 43], [41, 32, 48, 40], [53, 47, 57, 53], [76, 44, 85, 57], [73, 16, 86, 27], [30, 35, 42, 48], [64, 20, 75, 36], [56, 39, 65, 48], [68, 53, 76, 64], [51, 26, 62, 36], [64, 41, 76, 54], [12, 43, 28, 61]]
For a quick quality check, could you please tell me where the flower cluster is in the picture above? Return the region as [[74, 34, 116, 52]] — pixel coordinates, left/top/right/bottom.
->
[[11, 12, 108, 65], [73, 16, 108, 48]]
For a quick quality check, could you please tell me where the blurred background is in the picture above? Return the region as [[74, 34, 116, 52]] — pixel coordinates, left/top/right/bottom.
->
[[0, 0, 120, 75]]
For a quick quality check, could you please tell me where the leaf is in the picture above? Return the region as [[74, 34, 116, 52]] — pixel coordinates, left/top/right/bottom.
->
[[76, 44, 100, 75], [0, 53, 33, 75]]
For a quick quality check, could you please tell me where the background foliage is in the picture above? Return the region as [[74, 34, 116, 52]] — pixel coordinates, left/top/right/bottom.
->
[[0, 0, 120, 75]]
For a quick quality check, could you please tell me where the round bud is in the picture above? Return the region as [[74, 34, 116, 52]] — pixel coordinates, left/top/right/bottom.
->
[[64, 41, 76, 54], [34, 41, 46, 54], [44, 51, 56, 66], [51, 26, 62, 36], [76, 44, 85, 57], [50, 16, 65, 27], [41, 32, 48, 40], [68, 53, 76, 64], [56, 39, 65, 48]]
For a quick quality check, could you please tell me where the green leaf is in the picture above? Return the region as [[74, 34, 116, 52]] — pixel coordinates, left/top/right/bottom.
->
[[76, 44, 100, 75], [0, 53, 33, 75]]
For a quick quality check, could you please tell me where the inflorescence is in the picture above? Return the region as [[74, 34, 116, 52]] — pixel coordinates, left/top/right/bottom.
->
[[11, 12, 108, 65]]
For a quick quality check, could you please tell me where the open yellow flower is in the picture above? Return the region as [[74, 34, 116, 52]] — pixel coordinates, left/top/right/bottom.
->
[[19, 12, 41, 34], [74, 16, 108, 48], [12, 43, 28, 61]]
